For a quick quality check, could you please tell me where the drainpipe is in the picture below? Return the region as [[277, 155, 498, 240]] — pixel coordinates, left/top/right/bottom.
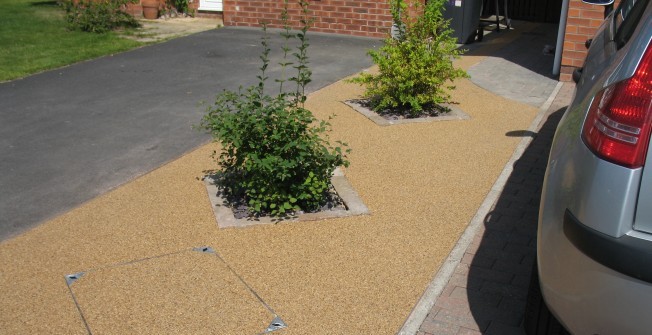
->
[[553, 0, 570, 76]]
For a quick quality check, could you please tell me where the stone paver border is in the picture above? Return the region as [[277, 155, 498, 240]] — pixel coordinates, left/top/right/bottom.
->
[[343, 100, 470, 126], [397, 81, 565, 335], [204, 168, 370, 229]]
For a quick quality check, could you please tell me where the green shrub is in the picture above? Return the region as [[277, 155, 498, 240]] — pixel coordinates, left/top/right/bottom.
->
[[198, 1, 350, 217], [168, 0, 190, 16], [350, 0, 468, 117], [62, 0, 141, 34]]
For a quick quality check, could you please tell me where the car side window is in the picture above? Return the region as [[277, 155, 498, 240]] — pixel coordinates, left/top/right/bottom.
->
[[613, 0, 649, 49]]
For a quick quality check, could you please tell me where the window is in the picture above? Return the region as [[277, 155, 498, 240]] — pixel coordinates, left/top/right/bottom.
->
[[613, 0, 649, 48]]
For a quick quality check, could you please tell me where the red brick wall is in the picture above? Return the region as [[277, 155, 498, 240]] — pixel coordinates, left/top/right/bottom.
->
[[560, 0, 619, 81], [223, 0, 397, 38]]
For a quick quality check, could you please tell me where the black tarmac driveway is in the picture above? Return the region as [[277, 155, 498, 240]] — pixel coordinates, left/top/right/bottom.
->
[[0, 27, 380, 240]]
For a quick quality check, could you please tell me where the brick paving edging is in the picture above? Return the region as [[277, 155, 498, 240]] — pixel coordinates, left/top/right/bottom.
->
[[398, 82, 575, 335]]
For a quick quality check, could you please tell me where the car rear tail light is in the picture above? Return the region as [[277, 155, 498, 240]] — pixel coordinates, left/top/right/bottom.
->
[[582, 45, 652, 168]]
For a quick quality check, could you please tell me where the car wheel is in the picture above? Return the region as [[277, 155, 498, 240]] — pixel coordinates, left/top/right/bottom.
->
[[524, 263, 570, 335]]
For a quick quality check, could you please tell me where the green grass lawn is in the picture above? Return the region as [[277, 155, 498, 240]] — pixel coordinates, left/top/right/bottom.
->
[[0, 0, 143, 81]]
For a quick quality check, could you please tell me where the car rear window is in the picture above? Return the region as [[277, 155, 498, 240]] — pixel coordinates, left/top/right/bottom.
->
[[614, 0, 649, 48]]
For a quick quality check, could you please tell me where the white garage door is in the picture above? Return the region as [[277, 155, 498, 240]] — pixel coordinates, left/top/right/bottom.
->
[[199, 0, 222, 11]]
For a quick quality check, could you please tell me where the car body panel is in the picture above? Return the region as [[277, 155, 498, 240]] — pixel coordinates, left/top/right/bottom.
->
[[537, 0, 652, 334], [538, 230, 652, 335], [635, 150, 652, 233]]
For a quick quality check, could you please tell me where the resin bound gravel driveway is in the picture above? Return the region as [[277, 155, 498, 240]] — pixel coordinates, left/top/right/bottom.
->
[[0, 22, 556, 334]]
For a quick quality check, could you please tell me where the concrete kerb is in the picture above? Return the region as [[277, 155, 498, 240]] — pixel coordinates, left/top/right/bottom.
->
[[396, 81, 564, 335]]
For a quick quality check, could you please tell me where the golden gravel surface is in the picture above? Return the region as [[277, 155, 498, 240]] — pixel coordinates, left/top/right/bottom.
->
[[1, 23, 542, 334], [119, 17, 222, 43]]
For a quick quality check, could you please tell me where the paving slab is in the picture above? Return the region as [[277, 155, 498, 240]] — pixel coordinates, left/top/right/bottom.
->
[[467, 23, 559, 107]]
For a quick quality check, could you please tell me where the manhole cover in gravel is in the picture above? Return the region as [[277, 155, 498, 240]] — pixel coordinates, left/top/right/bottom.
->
[[64, 248, 285, 334]]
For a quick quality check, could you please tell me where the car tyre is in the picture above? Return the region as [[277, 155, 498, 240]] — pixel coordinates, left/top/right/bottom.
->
[[524, 263, 569, 335]]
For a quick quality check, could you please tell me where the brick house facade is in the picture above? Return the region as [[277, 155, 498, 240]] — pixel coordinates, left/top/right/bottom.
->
[[222, 0, 397, 38], [124, 0, 619, 82], [222, 0, 618, 82]]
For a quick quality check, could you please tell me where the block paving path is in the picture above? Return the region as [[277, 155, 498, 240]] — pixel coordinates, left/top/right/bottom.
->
[[417, 82, 575, 335]]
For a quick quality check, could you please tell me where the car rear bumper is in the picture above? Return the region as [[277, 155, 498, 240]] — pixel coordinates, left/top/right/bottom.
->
[[538, 209, 652, 335], [563, 209, 652, 283]]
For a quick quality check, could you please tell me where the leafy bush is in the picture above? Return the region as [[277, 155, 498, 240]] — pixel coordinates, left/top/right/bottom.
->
[[62, 0, 141, 33], [198, 1, 350, 216], [350, 0, 468, 117], [167, 0, 190, 16]]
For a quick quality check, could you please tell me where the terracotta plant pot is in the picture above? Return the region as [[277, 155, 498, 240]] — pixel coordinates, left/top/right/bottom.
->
[[141, 0, 159, 19]]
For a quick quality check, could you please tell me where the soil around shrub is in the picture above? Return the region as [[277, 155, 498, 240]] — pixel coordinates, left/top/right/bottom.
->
[[203, 168, 370, 228], [343, 99, 470, 126], [209, 173, 346, 220], [349, 98, 453, 120]]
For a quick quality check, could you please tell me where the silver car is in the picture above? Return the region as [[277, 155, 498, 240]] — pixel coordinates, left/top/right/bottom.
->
[[525, 0, 652, 334]]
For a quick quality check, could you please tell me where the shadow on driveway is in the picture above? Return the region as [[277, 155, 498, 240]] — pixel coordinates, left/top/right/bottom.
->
[[466, 107, 565, 334]]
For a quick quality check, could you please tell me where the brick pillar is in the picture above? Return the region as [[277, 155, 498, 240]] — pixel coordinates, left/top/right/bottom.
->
[[559, 0, 619, 81]]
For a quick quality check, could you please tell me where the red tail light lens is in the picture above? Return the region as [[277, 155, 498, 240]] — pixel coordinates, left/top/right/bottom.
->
[[582, 45, 652, 168]]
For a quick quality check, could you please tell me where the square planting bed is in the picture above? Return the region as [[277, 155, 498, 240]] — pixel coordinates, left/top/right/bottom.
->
[[204, 168, 370, 229], [343, 100, 470, 126]]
